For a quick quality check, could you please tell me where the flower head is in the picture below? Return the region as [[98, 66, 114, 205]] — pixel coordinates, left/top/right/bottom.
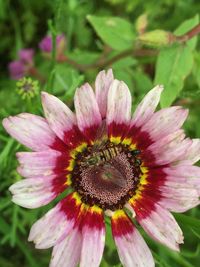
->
[[16, 77, 39, 100], [2, 69, 200, 267], [8, 48, 34, 80], [8, 61, 25, 80], [39, 34, 66, 57], [18, 48, 34, 65]]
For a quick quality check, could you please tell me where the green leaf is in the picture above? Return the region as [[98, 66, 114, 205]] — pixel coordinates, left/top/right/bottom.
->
[[87, 15, 135, 51], [53, 65, 84, 97], [155, 44, 193, 107], [174, 213, 200, 231], [174, 14, 199, 50]]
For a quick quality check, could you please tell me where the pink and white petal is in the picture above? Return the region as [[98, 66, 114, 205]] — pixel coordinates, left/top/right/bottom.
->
[[180, 139, 200, 164], [111, 210, 154, 267], [136, 202, 183, 251], [74, 83, 102, 140], [2, 113, 65, 151], [80, 206, 105, 267], [95, 69, 114, 118], [9, 178, 56, 208], [50, 227, 82, 267], [148, 130, 185, 154], [141, 107, 188, 141], [41, 92, 85, 147], [107, 79, 132, 125], [150, 138, 192, 166], [28, 193, 82, 249], [164, 165, 200, 194], [16, 150, 68, 178], [131, 85, 163, 128], [159, 184, 199, 212]]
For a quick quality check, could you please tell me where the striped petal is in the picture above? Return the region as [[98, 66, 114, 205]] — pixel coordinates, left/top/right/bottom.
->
[[28, 193, 82, 248], [2, 113, 65, 151], [50, 227, 82, 267], [141, 107, 188, 141], [134, 202, 183, 251], [107, 79, 132, 139], [111, 210, 154, 267], [50, 203, 87, 267], [95, 69, 114, 118], [80, 206, 105, 267], [41, 92, 85, 147], [16, 150, 70, 178], [180, 139, 200, 164], [131, 85, 163, 128], [9, 178, 57, 208], [74, 83, 102, 141]]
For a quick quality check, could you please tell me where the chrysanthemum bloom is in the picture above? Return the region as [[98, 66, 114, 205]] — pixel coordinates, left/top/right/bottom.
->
[[8, 49, 34, 80], [39, 34, 66, 59], [3, 69, 200, 267]]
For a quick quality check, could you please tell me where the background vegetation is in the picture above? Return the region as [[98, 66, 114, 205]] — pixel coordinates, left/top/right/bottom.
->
[[0, 0, 200, 266]]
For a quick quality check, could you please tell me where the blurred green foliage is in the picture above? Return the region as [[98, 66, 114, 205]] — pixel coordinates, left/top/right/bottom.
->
[[0, 0, 200, 266]]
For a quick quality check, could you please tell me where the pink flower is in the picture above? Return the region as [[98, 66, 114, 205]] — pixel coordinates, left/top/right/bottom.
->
[[8, 61, 25, 80], [39, 34, 66, 56], [3, 69, 200, 267], [18, 48, 34, 65], [8, 49, 34, 80]]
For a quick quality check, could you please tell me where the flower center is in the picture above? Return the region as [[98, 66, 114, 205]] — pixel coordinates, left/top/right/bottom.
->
[[71, 141, 142, 210]]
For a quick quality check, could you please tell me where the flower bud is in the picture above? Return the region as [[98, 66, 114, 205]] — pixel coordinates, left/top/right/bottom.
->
[[16, 77, 39, 100], [138, 30, 175, 48], [136, 14, 148, 35], [39, 34, 67, 58]]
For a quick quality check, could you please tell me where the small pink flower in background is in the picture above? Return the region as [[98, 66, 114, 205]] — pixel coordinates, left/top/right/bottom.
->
[[8, 48, 34, 80], [2, 69, 200, 267], [39, 34, 66, 58], [8, 61, 25, 80], [18, 48, 34, 65]]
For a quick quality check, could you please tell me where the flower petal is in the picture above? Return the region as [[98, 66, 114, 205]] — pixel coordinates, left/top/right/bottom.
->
[[2, 113, 65, 151], [50, 203, 87, 267], [28, 193, 82, 249], [107, 79, 132, 138], [111, 210, 154, 267], [131, 85, 163, 128], [141, 107, 188, 141], [80, 206, 105, 267], [180, 139, 200, 164], [135, 202, 183, 251], [95, 69, 114, 118], [16, 150, 67, 178], [41, 92, 85, 147], [50, 227, 82, 267], [74, 83, 102, 141], [9, 178, 57, 208]]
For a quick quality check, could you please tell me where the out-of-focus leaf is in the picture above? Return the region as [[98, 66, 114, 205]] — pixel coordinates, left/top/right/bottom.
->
[[174, 14, 199, 50], [87, 15, 135, 51], [174, 213, 200, 232], [53, 65, 84, 97], [155, 15, 199, 108], [155, 44, 193, 107]]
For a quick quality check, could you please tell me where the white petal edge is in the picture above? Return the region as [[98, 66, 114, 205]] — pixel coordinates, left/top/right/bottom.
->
[[138, 203, 183, 251], [2, 113, 57, 151], [95, 69, 114, 118], [74, 83, 101, 132], [107, 79, 132, 125], [41, 92, 77, 144], [131, 85, 163, 128]]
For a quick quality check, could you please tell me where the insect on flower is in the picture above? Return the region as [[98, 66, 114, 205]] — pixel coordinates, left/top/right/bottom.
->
[[2, 69, 200, 267]]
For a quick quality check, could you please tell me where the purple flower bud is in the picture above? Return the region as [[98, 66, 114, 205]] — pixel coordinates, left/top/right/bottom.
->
[[39, 34, 66, 54], [8, 61, 26, 80], [18, 49, 34, 65]]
